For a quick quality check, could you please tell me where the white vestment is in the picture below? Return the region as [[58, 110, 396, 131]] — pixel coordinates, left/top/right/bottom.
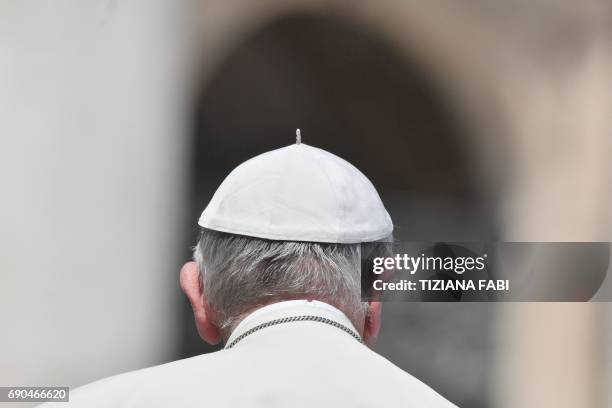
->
[[42, 300, 457, 407]]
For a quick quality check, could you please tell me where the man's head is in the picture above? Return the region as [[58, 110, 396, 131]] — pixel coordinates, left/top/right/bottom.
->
[[181, 140, 392, 347], [180, 228, 384, 346]]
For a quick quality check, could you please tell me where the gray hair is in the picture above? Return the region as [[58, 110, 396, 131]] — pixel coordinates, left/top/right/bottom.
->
[[193, 228, 370, 334]]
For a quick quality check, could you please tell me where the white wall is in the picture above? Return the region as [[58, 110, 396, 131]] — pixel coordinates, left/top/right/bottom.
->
[[0, 0, 189, 393]]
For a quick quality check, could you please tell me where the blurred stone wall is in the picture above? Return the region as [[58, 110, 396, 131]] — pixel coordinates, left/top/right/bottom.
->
[[0, 1, 190, 403]]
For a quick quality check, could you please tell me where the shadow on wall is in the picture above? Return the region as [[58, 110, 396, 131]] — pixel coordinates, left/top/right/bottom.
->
[[183, 13, 498, 408]]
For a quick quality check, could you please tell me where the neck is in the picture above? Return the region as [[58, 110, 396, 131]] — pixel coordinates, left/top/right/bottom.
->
[[224, 299, 364, 344]]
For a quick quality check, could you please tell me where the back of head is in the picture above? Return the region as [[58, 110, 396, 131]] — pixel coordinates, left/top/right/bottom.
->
[[194, 228, 366, 334], [194, 139, 393, 336]]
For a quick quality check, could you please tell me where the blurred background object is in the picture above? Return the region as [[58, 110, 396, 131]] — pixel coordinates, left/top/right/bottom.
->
[[1, 0, 611, 407], [0, 0, 190, 402]]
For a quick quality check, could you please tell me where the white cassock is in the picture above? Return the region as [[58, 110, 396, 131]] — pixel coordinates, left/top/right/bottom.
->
[[41, 300, 457, 408]]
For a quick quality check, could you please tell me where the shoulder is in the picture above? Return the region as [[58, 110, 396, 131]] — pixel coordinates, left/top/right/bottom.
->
[[36, 345, 458, 408], [38, 352, 225, 408], [360, 346, 458, 408]]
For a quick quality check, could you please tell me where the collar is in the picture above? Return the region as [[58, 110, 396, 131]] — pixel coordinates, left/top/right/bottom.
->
[[225, 300, 362, 349]]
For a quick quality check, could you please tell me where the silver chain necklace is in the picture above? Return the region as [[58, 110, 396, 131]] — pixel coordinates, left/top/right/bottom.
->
[[225, 315, 363, 349]]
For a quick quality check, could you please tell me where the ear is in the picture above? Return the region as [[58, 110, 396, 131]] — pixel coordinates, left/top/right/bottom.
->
[[363, 301, 382, 347], [179, 261, 222, 345]]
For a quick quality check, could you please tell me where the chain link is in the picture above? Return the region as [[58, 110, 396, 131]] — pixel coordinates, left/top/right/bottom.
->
[[225, 315, 363, 349]]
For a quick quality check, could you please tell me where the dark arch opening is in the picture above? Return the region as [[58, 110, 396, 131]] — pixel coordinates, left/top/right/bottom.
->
[[182, 13, 495, 407], [191, 14, 497, 243]]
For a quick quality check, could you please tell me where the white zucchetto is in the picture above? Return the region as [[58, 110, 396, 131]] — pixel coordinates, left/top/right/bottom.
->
[[198, 142, 393, 243]]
